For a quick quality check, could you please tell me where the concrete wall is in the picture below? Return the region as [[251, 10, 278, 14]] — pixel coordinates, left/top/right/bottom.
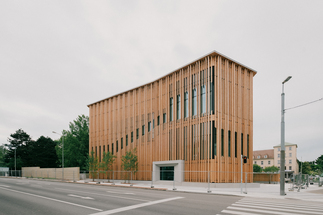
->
[[22, 167, 80, 181]]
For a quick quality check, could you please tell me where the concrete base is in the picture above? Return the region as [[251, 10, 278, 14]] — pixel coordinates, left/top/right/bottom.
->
[[152, 160, 184, 182]]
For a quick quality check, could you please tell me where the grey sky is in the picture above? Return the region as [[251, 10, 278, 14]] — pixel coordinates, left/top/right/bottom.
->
[[0, 0, 322, 162]]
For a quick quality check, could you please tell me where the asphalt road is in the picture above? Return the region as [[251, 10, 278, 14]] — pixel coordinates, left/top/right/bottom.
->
[[0, 178, 241, 215]]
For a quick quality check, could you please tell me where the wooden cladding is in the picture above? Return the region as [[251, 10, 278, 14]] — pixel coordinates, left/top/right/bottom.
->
[[88, 51, 256, 183]]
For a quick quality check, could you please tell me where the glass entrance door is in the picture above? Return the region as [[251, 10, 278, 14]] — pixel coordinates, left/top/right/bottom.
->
[[160, 166, 174, 180]]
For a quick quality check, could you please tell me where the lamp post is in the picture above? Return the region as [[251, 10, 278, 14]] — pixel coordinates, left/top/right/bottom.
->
[[280, 76, 292, 196], [53, 131, 64, 181]]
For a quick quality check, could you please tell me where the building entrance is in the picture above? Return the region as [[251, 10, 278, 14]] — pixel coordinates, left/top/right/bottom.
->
[[160, 166, 174, 181]]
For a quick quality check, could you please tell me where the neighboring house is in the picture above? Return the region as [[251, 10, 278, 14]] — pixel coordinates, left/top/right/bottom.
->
[[253, 142, 298, 178], [273, 142, 298, 176], [253, 149, 274, 170], [88, 50, 257, 183]]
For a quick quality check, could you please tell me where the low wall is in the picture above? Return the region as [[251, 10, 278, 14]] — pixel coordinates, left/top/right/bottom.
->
[[253, 173, 280, 184], [22, 167, 80, 181]]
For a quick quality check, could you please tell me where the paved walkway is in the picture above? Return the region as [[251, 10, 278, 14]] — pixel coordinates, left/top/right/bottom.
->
[[78, 179, 323, 202]]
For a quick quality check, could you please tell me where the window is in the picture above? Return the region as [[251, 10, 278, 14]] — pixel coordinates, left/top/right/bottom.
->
[[257, 155, 260, 159], [99, 146, 101, 162], [278, 148, 281, 151], [112, 143, 114, 155], [170, 97, 173, 121], [289, 153, 292, 157], [254, 161, 257, 164], [289, 146, 292, 150], [131, 132, 133, 142], [142, 125, 145, 136], [192, 88, 197, 116], [289, 166, 292, 170], [163, 113, 166, 123], [289, 159, 292, 164], [221, 129, 224, 156], [234, 132, 237, 158], [116, 141, 118, 152], [103, 145, 105, 152], [121, 138, 123, 149], [201, 85, 206, 114], [153, 119, 155, 129], [228, 130, 231, 157], [261, 161, 263, 165], [107, 145, 109, 152], [126, 135, 128, 146], [264, 155, 267, 158], [241, 133, 243, 155], [136, 128, 139, 139], [148, 121, 151, 132], [278, 153, 280, 158], [157, 116, 160, 125], [278, 160, 280, 164], [268, 161, 271, 165], [184, 92, 188, 118], [177, 94, 181, 120], [247, 134, 249, 158]]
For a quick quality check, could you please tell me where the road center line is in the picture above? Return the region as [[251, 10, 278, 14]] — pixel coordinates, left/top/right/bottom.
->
[[90, 196, 184, 215], [0, 187, 102, 212]]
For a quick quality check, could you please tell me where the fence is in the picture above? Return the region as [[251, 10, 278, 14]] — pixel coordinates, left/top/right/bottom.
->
[[253, 172, 280, 184]]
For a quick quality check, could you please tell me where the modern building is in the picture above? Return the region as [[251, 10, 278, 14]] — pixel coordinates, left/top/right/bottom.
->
[[88, 51, 257, 183], [253, 149, 274, 169]]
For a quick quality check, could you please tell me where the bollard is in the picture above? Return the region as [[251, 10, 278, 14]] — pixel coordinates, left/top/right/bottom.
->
[[151, 171, 154, 188], [244, 173, 248, 194], [130, 172, 133, 186], [112, 171, 115, 185], [172, 179, 177, 191]]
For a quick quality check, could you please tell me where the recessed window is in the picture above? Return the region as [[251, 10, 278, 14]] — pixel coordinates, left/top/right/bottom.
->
[[268, 161, 271, 165], [201, 85, 206, 114], [261, 161, 263, 165], [254, 161, 257, 164], [136, 128, 139, 139], [131, 132, 133, 142], [289, 159, 292, 164], [121, 138, 123, 149], [170, 97, 173, 121], [163, 113, 166, 123], [289, 153, 292, 157], [278, 148, 281, 151], [257, 155, 260, 159], [184, 92, 188, 118], [289, 166, 292, 170], [192, 88, 197, 116], [142, 125, 145, 136], [148, 121, 151, 132], [264, 155, 267, 158], [278, 154, 280, 158], [289, 146, 292, 150], [157, 116, 160, 125], [177, 94, 181, 120]]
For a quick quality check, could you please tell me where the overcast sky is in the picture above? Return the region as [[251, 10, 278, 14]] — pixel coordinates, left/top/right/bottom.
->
[[1, 0, 322, 162]]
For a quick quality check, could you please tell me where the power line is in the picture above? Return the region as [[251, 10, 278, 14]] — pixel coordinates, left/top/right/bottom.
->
[[285, 97, 323, 111]]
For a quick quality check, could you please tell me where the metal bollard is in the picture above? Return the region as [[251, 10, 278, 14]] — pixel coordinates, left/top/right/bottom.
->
[[207, 172, 211, 193], [151, 171, 154, 188], [172, 179, 177, 191]]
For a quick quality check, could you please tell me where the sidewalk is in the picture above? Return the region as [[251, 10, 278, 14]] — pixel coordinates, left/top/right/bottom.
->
[[77, 179, 323, 202]]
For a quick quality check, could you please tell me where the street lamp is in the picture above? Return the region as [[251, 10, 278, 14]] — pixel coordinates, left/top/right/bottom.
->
[[53, 131, 64, 181], [280, 76, 292, 196]]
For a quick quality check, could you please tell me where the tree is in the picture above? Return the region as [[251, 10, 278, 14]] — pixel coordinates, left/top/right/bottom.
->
[[300, 161, 312, 174], [4, 129, 33, 170], [100, 151, 116, 181], [253, 164, 262, 172], [121, 148, 138, 182], [0, 145, 7, 166], [316, 155, 323, 173], [87, 151, 98, 181], [31, 136, 58, 168], [263, 165, 279, 173], [55, 115, 89, 170]]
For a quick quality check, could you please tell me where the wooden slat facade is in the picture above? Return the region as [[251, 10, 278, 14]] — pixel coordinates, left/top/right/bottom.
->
[[88, 51, 257, 183]]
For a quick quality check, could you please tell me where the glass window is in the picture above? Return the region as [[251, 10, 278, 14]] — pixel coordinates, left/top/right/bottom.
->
[[153, 119, 155, 129], [278, 153, 280, 158], [289, 159, 292, 164], [201, 85, 206, 114], [116, 141, 118, 152], [192, 88, 197, 116], [268, 161, 271, 165], [278, 148, 281, 151], [157, 116, 160, 125], [261, 161, 263, 165], [126, 135, 128, 146], [264, 155, 267, 158], [278, 160, 280, 164], [121, 138, 123, 149], [254, 161, 257, 164], [289, 166, 292, 170], [289, 153, 292, 157], [136, 128, 139, 139], [221, 129, 224, 156], [163, 113, 166, 123], [131, 132, 133, 142], [257, 155, 260, 159], [142, 125, 145, 136], [148, 121, 151, 132], [184, 92, 188, 118], [289, 146, 292, 150], [228, 130, 231, 157], [177, 95, 181, 120], [170, 97, 173, 121], [112, 143, 114, 155]]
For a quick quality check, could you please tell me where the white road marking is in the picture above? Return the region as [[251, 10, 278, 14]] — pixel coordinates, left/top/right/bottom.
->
[[90, 196, 184, 215], [221, 209, 259, 215], [0, 185, 10, 188], [125, 193, 134, 195], [0, 187, 102, 212], [68, 194, 94, 200], [56, 188, 148, 202], [106, 191, 134, 195], [227, 206, 304, 215]]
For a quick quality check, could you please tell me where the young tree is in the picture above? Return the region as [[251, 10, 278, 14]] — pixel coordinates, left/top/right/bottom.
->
[[87, 151, 98, 181], [55, 115, 89, 170], [263, 165, 279, 173], [0, 145, 7, 166], [253, 164, 262, 172], [121, 148, 138, 182], [100, 151, 116, 181]]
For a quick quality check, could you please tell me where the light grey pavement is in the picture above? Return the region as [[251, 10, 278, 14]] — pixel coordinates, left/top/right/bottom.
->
[[79, 179, 323, 203]]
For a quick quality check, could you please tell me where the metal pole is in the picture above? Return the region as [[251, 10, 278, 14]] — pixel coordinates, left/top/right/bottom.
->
[[280, 76, 291, 196], [62, 136, 64, 181], [207, 171, 211, 193], [241, 155, 243, 194]]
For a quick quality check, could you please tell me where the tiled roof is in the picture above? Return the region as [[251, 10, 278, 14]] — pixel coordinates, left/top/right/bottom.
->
[[253, 149, 274, 159]]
